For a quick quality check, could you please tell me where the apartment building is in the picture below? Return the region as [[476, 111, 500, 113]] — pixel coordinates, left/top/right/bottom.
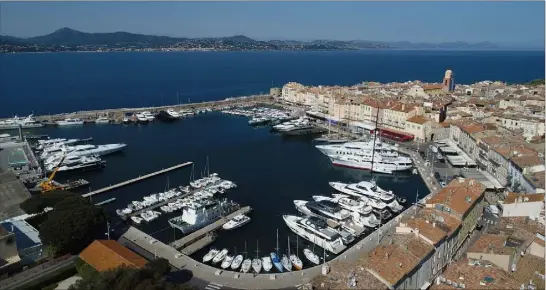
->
[[465, 234, 518, 272], [426, 178, 487, 259], [493, 113, 545, 138], [406, 115, 432, 141], [498, 192, 545, 220]]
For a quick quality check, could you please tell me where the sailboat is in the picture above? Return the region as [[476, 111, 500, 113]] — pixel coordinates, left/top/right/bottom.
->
[[321, 244, 330, 275], [252, 239, 262, 273], [304, 234, 320, 265], [282, 236, 292, 272], [241, 241, 251, 273], [262, 255, 273, 272], [221, 254, 234, 269], [290, 235, 303, 270], [231, 252, 243, 270], [270, 229, 283, 272]]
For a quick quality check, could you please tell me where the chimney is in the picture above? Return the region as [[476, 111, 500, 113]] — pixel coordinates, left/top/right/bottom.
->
[[399, 263, 403, 268], [385, 252, 390, 259]]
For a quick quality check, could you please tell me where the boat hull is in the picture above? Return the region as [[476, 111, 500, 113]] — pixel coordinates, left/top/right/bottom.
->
[[0, 123, 44, 130], [284, 216, 347, 255], [329, 157, 412, 172]]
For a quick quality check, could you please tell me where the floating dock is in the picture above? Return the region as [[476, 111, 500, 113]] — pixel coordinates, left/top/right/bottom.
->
[[180, 233, 217, 255], [82, 161, 193, 198], [171, 206, 252, 249], [94, 198, 116, 206]]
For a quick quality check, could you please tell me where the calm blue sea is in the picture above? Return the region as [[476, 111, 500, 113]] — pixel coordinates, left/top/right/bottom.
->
[[1, 50, 544, 117]]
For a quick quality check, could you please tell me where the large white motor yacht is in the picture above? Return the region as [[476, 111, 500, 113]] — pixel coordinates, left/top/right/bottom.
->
[[316, 139, 400, 157], [56, 118, 85, 126], [327, 152, 413, 173], [283, 215, 347, 254]]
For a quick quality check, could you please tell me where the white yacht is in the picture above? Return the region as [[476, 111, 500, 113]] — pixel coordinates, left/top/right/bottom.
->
[[221, 255, 234, 269], [327, 153, 413, 173], [312, 195, 373, 215], [261, 256, 273, 272], [136, 113, 149, 123], [95, 116, 110, 124], [283, 215, 347, 255], [241, 259, 251, 273], [231, 255, 243, 270], [43, 143, 127, 163], [39, 139, 80, 155], [166, 109, 181, 119], [329, 181, 395, 202], [212, 249, 228, 264], [142, 111, 155, 121], [203, 249, 219, 263], [0, 114, 44, 130], [293, 200, 352, 221], [130, 216, 143, 224], [222, 214, 250, 230], [303, 249, 320, 265], [56, 118, 84, 126], [316, 139, 400, 157], [168, 199, 235, 234], [45, 155, 106, 173]]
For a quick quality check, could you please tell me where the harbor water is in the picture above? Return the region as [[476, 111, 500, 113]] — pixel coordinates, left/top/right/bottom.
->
[[23, 112, 429, 265]]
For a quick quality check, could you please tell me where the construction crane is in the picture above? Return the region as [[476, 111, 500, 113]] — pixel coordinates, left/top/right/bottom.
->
[[38, 154, 67, 193]]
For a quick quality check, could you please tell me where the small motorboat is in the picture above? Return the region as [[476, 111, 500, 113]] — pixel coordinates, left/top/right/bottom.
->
[[252, 258, 262, 273], [222, 214, 251, 230], [241, 259, 251, 273], [262, 256, 273, 272], [290, 254, 303, 270], [212, 248, 228, 264], [231, 255, 243, 270], [203, 248, 219, 263], [130, 216, 143, 224], [221, 255, 234, 269], [281, 254, 292, 272], [303, 249, 320, 265], [270, 252, 283, 273]]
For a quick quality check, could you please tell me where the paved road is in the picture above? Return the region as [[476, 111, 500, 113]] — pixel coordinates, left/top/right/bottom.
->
[[0, 255, 76, 290]]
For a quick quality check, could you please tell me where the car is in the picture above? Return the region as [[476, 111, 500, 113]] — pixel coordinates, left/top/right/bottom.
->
[[440, 181, 446, 187], [149, 239, 158, 245], [175, 253, 183, 259]]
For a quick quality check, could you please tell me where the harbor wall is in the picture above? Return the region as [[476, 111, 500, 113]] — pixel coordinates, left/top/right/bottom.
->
[[3, 94, 273, 123]]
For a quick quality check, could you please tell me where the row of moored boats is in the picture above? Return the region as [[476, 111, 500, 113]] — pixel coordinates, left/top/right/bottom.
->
[[34, 137, 126, 173], [285, 180, 406, 255]]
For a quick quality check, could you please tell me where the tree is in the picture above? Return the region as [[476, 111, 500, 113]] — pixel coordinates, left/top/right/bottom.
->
[[20, 189, 79, 214], [145, 258, 171, 276], [39, 196, 108, 256], [69, 265, 196, 290]]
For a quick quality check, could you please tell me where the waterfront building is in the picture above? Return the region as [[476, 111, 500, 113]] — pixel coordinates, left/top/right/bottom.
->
[[405, 115, 432, 142], [0, 218, 44, 269], [425, 178, 487, 260], [79, 240, 148, 272]]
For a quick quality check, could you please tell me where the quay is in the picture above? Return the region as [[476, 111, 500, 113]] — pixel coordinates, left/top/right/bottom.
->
[[171, 206, 252, 249], [16, 95, 273, 124], [82, 161, 193, 198]]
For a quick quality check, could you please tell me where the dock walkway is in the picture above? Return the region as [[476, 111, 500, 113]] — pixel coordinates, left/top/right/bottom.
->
[[82, 162, 193, 198], [181, 233, 216, 255], [171, 206, 252, 249]]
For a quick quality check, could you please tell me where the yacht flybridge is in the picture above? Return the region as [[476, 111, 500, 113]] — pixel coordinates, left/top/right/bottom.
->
[[327, 152, 413, 172], [329, 180, 395, 202]]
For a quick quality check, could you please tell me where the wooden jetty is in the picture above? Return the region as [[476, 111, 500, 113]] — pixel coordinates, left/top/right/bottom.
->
[[171, 206, 252, 249], [82, 162, 193, 198], [180, 233, 217, 255]]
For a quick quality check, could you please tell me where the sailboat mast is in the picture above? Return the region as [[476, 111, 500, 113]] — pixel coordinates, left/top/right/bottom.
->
[[370, 106, 381, 173], [276, 229, 279, 255], [244, 240, 248, 258], [206, 156, 210, 177], [287, 236, 290, 256], [256, 239, 259, 258]]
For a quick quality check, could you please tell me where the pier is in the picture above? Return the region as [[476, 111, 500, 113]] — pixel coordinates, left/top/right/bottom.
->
[[94, 198, 116, 206], [82, 161, 193, 198], [171, 206, 252, 249], [180, 233, 217, 255]]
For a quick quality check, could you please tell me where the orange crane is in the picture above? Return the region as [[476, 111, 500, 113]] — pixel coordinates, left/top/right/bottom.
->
[[38, 154, 67, 193]]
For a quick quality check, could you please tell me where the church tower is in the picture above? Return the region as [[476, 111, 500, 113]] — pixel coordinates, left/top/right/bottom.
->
[[442, 69, 455, 92]]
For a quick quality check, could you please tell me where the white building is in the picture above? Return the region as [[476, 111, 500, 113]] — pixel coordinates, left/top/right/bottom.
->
[[498, 192, 545, 221]]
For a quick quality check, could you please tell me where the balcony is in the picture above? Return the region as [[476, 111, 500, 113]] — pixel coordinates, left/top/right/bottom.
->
[[478, 152, 488, 160], [478, 142, 489, 151]]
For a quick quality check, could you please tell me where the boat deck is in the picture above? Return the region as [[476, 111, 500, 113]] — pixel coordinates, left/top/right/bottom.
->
[[170, 206, 252, 249]]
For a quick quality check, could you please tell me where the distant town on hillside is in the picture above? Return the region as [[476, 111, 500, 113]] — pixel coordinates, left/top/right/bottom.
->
[[1, 28, 504, 53]]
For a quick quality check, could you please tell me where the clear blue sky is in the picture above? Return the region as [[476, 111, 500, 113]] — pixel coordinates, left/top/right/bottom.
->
[[1, 1, 544, 47]]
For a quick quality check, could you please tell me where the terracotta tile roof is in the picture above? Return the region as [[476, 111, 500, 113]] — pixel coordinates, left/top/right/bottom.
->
[[426, 178, 486, 216], [512, 154, 543, 168], [423, 84, 444, 90], [311, 257, 388, 290], [511, 255, 545, 289], [403, 217, 447, 245], [503, 192, 545, 204], [431, 258, 522, 289], [467, 234, 516, 256], [406, 115, 430, 125], [79, 240, 148, 272], [365, 244, 422, 287]]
